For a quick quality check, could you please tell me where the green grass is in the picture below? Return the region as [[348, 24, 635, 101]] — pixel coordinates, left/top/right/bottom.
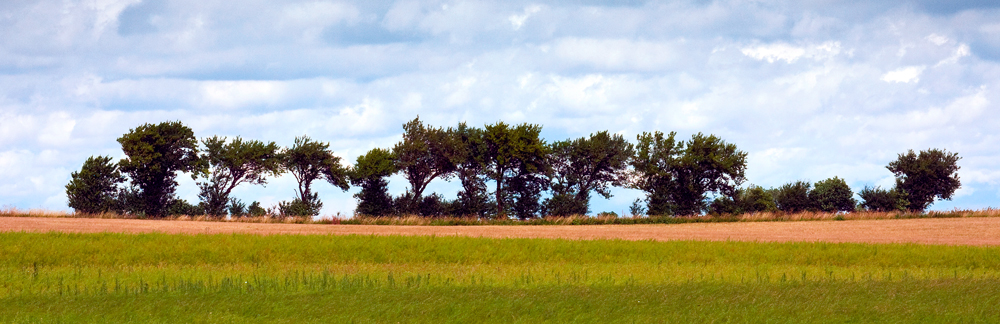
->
[[2, 232, 999, 322]]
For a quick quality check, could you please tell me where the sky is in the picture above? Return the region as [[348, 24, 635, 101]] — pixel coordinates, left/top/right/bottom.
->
[[2, 0, 999, 217]]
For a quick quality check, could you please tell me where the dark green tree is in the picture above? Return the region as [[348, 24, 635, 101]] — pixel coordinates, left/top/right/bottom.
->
[[117, 121, 200, 217], [281, 136, 350, 216], [349, 148, 397, 216], [392, 117, 459, 214], [629, 131, 682, 216], [708, 185, 776, 215], [66, 156, 124, 214], [545, 131, 634, 216], [450, 123, 493, 217], [482, 122, 547, 218], [197, 136, 282, 217], [810, 177, 856, 212], [858, 186, 909, 212], [773, 181, 813, 213], [887, 149, 961, 212], [630, 132, 747, 216]]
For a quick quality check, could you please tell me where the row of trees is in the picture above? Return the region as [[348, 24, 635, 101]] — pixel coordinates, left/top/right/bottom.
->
[[66, 119, 962, 219]]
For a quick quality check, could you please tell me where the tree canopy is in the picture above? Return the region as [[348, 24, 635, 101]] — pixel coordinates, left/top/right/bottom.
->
[[66, 156, 124, 214], [482, 122, 547, 218], [546, 131, 634, 216], [281, 136, 350, 216], [117, 121, 200, 217], [887, 148, 961, 212], [197, 136, 283, 217]]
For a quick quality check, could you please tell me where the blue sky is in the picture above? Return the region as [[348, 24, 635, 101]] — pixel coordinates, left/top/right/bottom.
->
[[2, 0, 999, 216]]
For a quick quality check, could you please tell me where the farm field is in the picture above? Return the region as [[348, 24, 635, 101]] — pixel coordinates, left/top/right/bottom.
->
[[3, 216, 1000, 245], [1, 227, 999, 322]]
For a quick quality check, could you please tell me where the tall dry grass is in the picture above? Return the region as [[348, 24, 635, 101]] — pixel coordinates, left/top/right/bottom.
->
[[2, 205, 998, 225]]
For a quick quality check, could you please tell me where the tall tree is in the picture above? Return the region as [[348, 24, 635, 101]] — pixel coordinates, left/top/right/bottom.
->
[[349, 148, 397, 216], [546, 131, 634, 216], [197, 136, 283, 217], [450, 123, 493, 217], [887, 148, 961, 212], [66, 156, 124, 214], [629, 131, 683, 216], [392, 117, 459, 213], [117, 121, 200, 217], [482, 122, 547, 218], [281, 136, 350, 216], [630, 132, 747, 216]]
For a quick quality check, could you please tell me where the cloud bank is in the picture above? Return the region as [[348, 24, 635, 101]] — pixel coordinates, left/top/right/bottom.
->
[[2, 0, 999, 215]]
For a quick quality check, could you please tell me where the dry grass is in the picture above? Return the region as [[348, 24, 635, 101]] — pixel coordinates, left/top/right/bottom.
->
[[3, 205, 998, 225]]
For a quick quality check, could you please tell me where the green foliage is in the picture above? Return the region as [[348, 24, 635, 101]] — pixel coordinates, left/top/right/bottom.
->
[[117, 121, 200, 217], [629, 198, 646, 217], [247, 201, 267, 217], [350, 148, 397, 216], [482, 122, 548, 218], [281, 136, 350, 216], [167, 199, 204, 216], [197, 136, 282, 217], [631, 132, 747, 216], [278, 194, 321, 217], [546, 131, 634, 216], [858, 186, 909, 212], [393, 117, 459, 213], [887, 149, 962, 212], [708, 185, 776, 215], [774, 180, 814, 213], [811, 177, 856, 212], [66, 156, 124, 214], [227, 198, 247, 217], [449, 123, 493, 217]]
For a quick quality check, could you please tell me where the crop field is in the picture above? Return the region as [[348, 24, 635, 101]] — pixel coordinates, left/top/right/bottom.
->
[[1, 231, 999, 322]]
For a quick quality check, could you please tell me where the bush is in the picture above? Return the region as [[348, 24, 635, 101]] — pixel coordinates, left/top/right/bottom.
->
[[66, 156, 124, 214], [739, 185, 778, 213], [773, 181, 813, 212], [858, 186, 908, 212], [168, 199, 204, 216], [248, 201, 268, 217], [278, 193, 322, 217], [810, 177, 855, 212]]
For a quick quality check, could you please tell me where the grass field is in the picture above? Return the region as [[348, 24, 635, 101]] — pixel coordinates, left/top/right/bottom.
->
[[2, 232, 998, 322]]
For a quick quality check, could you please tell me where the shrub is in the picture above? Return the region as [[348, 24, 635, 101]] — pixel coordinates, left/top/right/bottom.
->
[[66, 156, 124, 214], [858, 186, 908, 212], [773, 181, 813, 212], [810, 177, 855, 212]]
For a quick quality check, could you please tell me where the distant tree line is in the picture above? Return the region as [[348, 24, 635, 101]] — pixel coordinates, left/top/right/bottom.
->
[[65, 119, 962, 219]]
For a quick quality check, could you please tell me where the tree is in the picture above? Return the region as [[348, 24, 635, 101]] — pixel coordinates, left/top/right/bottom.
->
[[629, 131, 682, 216], [281, 136, 350, 216], [887, 149, 961, 212], [630, 132, 747, 216], [197, 136, 282, 217], [450, 123, 493, 217], [773, 181, 813, 213], [545, 131, 634, 216], [810, 177, 855, 212], [66, 156, 124, 214], [392, 117, 459, 214], [708, 185, 776, 215], [117, 121, 200, 217], [349, 148, 397, 216], [858, 186, 908, 212], [482, 122, 547, 218]]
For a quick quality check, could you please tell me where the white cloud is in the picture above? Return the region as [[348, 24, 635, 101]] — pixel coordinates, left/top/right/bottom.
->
[[881, 66, 925, 83], [741, 41, 841, 63], [926, 33, 949, 46], [509, 4, 542, 30], [550, 38, 678, 70], [935, 43, 970, 66]]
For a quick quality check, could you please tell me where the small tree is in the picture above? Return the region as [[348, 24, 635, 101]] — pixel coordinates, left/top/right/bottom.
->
[[545, 131, 634, 216], [197, 136, 282, 217], [739, 185, 778, 213], [349, 148, 397, 216], [858, 186, 908, 212], [810, 177, 855, 212], [887, 149, 961, 212], [773, 181, 813, 213], [66, 156, 124, 214], [629, 131, 682, 216], [117, 121, 200, 217], [281, 136, 350, 216]]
